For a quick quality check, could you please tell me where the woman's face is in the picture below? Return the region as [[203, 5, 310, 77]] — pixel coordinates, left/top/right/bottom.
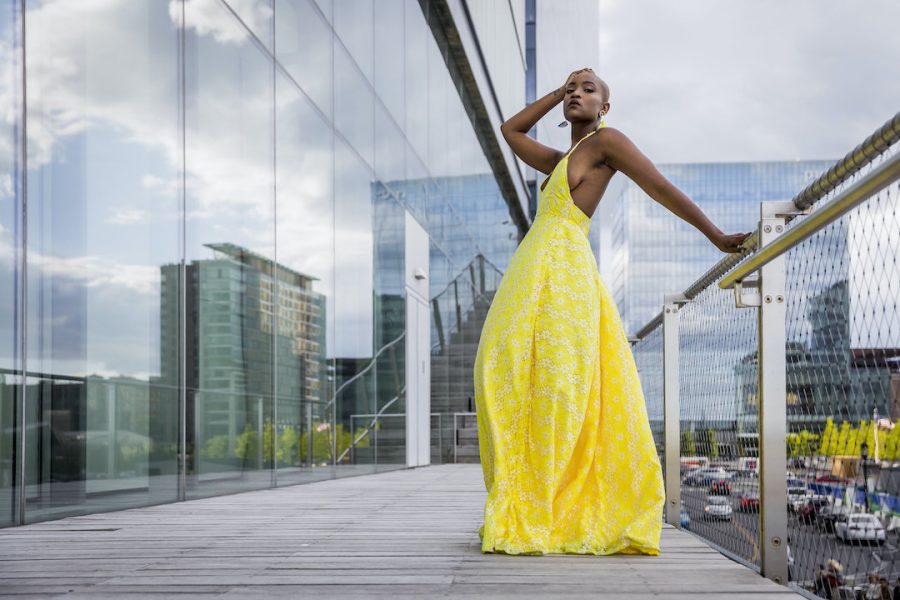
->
[[563, 74, 609, 122]]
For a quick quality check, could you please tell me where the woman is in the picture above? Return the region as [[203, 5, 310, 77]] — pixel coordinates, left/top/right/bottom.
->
[[473, 68, 752, 556]]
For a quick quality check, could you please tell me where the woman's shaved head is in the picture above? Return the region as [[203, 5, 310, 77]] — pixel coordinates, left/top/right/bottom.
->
[[563, 69, 611, 124]]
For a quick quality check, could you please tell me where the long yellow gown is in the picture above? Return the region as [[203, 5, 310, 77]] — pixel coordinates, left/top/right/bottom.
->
[[473, 121, 666, 555]]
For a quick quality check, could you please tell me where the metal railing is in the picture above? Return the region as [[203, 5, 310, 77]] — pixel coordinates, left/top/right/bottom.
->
[[344, 412, 445, 465], [630, 111, 900, 597], [453, 411, 478, 463]]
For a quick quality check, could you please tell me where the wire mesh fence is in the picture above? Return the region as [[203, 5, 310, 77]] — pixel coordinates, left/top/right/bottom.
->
[[632, 113, 900, 598]]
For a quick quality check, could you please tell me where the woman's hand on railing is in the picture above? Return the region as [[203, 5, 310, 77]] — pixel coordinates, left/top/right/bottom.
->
[[712, 231, 753, 253]]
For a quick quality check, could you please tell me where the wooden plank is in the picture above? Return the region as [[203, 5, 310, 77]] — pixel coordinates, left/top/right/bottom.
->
[[0, 464, 804, 598]]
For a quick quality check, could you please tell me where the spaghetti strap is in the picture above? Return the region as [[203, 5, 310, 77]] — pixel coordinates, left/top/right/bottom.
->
[[564, 125, 602, 158]]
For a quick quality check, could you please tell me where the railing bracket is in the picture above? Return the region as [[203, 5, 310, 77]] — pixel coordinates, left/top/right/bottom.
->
[[733, 277, 761, 308]]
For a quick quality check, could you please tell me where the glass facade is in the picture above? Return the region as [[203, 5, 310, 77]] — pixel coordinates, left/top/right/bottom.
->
[[0, 0, 524, 526], [603, 160, 837, 336], [1, 0, 23, 529]]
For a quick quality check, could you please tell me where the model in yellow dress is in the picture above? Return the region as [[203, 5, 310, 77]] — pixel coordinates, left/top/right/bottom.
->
[[473, 68, 751, 556], [473, 119, 665, 556]]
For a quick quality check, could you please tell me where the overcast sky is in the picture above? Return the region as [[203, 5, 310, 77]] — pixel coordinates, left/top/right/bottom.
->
[[593, 0, 900, 165]]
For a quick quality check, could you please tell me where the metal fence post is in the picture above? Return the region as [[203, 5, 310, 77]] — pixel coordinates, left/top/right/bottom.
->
[[663, 293, 687, 526], [757, 200, 791, 584]]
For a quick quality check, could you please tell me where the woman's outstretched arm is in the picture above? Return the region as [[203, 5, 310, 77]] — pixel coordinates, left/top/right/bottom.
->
[[600, 127, 752, 253]]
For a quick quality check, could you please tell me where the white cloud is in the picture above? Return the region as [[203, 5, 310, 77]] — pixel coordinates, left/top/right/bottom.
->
[[107, 208, 151, 225], [594, 0, 900, 163], [175, 0, 272, 46]]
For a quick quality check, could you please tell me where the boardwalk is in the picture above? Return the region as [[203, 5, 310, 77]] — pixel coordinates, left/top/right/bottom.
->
[[0, 464, 804, 599]]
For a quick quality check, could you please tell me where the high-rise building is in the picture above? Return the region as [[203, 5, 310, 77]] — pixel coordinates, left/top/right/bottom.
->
[[599, 160, 836, 335]]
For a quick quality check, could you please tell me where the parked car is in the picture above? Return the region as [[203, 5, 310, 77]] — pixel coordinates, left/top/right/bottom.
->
[[798, 497, 831, 524], [709, 479, 733, 496], [791, 492, 829, 514], [736, 489, 760, 512], [680, 502, 691, 530], [817, 504, 852, 533], [786, 486, 811, 512], [703, 496, 733, 521], [835, 513, 886, 545], [815, 474, 854, 485], [685, 468, 730, 487]]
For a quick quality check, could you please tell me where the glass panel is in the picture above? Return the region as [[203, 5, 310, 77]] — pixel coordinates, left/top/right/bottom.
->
[[183, 0, 275, 498], [0, 0, 22, 527], [274, 0, 332, 122], [333, 0, 373, 87], [23, 0, 180, 521], [221, 0, 272, 51], [333, 39, 373, 169], [373, 176, 406, 469], [333, 136, 375, 474], [273, 68, 334, 484], [404, 0, 428, 163], [373, 0, 404, 129]]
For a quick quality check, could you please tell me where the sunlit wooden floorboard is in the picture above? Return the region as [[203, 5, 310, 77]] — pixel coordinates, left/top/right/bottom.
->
[[0, 463, 805, 599]]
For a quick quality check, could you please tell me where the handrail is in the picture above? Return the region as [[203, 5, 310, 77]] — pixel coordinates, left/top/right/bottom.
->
[[430, 252, 505, 301], [337, 393, 401, 463], [323, 331, 405, 412], [630, 111, 900, 342], [720, 150, 900, 290]]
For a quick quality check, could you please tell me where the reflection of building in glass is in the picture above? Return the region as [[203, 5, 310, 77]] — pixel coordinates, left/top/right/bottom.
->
[[0, 0, 590, 526], [602, 160, 836, 336], [383, 173, 519, 297], [372, 175, 517, 463], [160, 243, 326, 457], [735, 279, 899, 431]]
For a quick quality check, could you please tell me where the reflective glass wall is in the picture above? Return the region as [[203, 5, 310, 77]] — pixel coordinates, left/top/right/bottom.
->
[[1, 0, 521, 525], [1, 0, 23, 528]]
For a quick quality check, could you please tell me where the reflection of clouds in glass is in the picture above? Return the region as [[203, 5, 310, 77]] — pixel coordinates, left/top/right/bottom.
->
[[175, 0, 272, 46], [22, 0, 180, 171], [16, 0, 275, 243], [106, 208, 151, 226], [274, 87, 332, 280], [0, 174, 11, 199], [29, 252, 158, 296], [0, 7, 22, 201]]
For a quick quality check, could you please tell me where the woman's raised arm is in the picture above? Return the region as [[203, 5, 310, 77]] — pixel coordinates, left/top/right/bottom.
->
[[500, 68, 594, 175]]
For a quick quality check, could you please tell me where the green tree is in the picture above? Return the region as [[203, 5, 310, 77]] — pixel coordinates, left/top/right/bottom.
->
[[200, 434, 230, 460], [819, 417, 836, 456], [279, 425, 298, 465], [705, 428, 719, 458]]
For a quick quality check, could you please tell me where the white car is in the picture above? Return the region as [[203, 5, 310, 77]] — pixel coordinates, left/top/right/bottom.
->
[[703, 496, 733, 521], [835, 513, 886, 545], [786, 486, 811, 512]]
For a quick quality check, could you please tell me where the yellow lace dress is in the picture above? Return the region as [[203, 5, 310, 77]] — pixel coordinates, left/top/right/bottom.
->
[[473, 122, 666, 555]]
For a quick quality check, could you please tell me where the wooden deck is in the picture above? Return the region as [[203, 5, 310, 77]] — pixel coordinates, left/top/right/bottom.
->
[[0, 464, 804, 599]]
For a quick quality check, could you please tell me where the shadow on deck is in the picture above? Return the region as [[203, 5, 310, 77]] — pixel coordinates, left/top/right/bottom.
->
[[0, 464, 805, 599]]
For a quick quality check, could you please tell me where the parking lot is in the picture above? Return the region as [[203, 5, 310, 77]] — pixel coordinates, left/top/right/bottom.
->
[[680, 466, 900, 596]]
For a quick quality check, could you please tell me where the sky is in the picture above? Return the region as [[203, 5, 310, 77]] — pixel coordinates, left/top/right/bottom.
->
[[1, 0, 898, 379], [584, 0, 900, 351], [592, 0, 900, 164]]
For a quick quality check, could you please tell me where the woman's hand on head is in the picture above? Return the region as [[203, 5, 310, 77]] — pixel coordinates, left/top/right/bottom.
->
[[559, 68, 594, 94], [713, 231, 753, 254]]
